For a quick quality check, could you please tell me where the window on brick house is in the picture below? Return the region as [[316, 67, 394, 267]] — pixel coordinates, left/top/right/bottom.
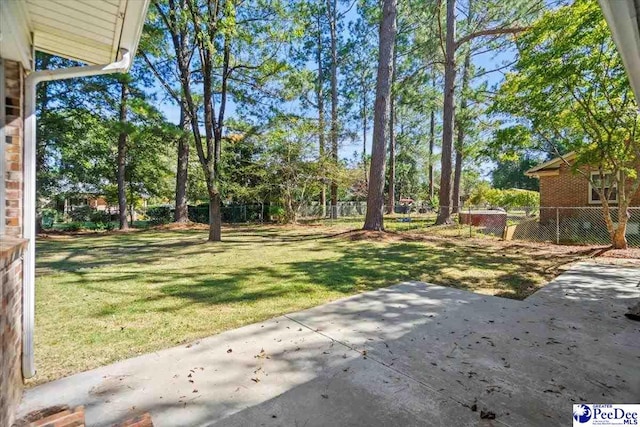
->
[[589, 171, 618, 204], [0, 59, 5, 234]]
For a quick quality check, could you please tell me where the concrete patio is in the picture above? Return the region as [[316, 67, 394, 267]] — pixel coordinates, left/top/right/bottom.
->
[[18, 261, 640, 426]]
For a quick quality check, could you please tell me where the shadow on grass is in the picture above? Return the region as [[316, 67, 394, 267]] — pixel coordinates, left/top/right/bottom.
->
[[36, 226, 349, 274], [38, 228, 592, 323], [125, 238, 589, 316]]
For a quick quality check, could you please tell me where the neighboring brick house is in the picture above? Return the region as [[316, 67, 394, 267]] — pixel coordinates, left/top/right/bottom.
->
[[525, 153, 640, 208], [525, 153, 640, 236], [0, 1, 148, 425]]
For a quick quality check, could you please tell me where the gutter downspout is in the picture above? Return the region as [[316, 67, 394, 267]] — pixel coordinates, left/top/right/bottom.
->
[[23, 49, 132, 378]]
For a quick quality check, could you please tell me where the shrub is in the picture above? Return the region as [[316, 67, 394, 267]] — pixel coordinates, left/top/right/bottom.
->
[[89, 210, 111, 224], [59, 222, 82, 232], [499, 189, 540, 211], [86, 221, 115, 231], [131, 220, 151, 229], [469, 185, 539, 211], [188, 204, 209, 224], [40, 209, 63, 229], [69, 206, 92, 222], [147, 205, 173, 225], [268, 205, 285, 223]]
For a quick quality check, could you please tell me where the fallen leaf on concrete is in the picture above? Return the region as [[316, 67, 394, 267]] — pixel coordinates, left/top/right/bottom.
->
[[480, 410, 496, 419], [625, 302, 640, 321], [251, 378, 260, 383], [227, 348, 233, 353]]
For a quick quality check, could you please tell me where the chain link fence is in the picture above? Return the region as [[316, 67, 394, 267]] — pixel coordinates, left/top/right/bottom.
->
[[451, 206, 640, 247]]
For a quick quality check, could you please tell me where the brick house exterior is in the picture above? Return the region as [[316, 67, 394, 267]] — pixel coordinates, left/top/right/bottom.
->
[[1, 59, 28, 427]]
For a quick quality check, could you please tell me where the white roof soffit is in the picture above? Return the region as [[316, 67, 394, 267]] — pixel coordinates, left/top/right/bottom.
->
[[599, 0, 640, 101], [27, 0, 150, 68], [525, 152, 576, 177]]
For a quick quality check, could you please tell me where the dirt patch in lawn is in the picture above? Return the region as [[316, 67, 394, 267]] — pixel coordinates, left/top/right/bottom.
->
[[343, 228, 600, 256], [594, 247, 640, 259]]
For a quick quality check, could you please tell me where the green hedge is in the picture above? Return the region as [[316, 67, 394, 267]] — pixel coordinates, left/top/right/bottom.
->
[[147, 205, 173, 225], [470, 186, 540, 210]]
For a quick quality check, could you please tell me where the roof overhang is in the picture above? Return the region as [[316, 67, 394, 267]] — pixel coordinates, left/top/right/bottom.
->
[[0, 0, 150, 70], [525, 152, 576, 178], [598, 0, 640, 101]]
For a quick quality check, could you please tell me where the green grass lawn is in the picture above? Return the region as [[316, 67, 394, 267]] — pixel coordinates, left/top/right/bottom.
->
[[33, 223, 590, 384]]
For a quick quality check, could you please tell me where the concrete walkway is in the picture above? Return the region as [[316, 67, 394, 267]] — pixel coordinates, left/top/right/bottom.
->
[[19, 262, 640, 426]]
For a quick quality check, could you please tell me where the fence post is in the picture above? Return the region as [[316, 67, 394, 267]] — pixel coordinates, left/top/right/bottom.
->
[[468, 206, 472, 238], [556, 208, 560, 245]]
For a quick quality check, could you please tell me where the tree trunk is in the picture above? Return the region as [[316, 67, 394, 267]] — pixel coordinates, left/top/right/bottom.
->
[[175, 104, 190, 222], [453, 148, 462, 213], [206, 127, 223, 241], [612, 226, 628, 249], [452, 5, 472, 214], [117, 80, 129, 230], [436, 0, 457, 225], [429, 106, 435, 202], [362, 78, 368, 189], [387, 103, 395, 214], [284, 191, 297, 224], [610, 205, 629, 249], [363, 0, 397, 231], [208, 191, 222, 241], [328, 0, 339, 218], [429, 73, 435, 203], [317, 12, 327, 217], [386, 44, 397, 215]]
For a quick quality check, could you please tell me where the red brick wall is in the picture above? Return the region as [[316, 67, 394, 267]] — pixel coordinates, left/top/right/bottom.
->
[[1, 58, 25, 427], [0, 245, 25, 427], [4, 60, 24, 236], [540, 163, 640, 208]]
